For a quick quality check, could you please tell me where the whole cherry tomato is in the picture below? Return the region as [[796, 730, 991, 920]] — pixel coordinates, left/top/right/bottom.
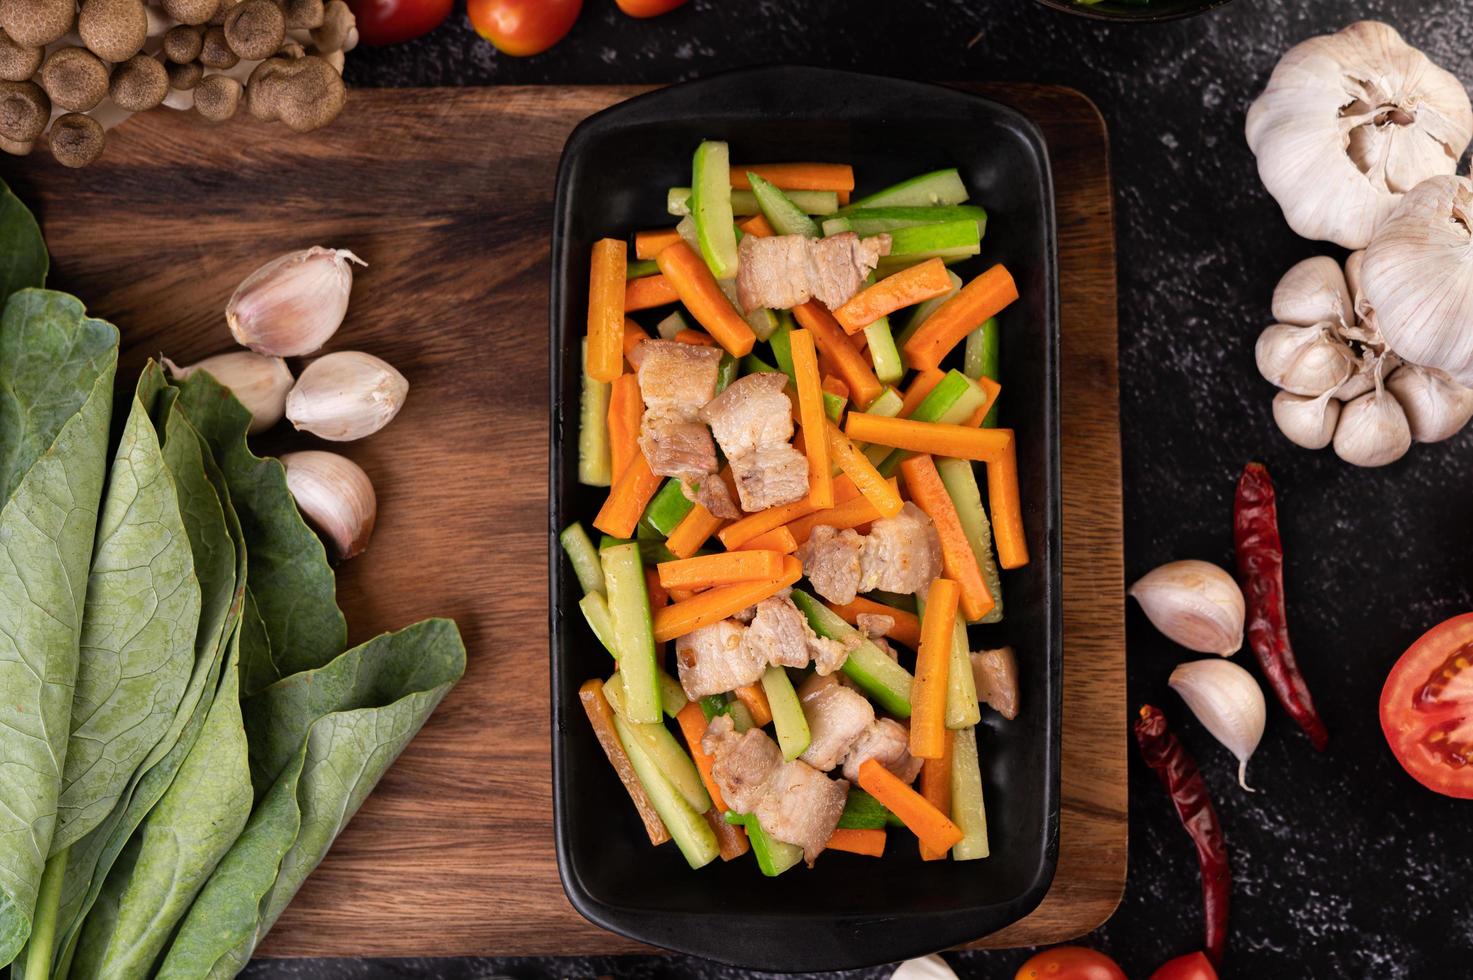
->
[[1149, 952, 1219, 980], [1015, 947, 1128, 980], [615, 0, 688, 17], [345, 0, 453, 45], [466, 0, 581, 57]]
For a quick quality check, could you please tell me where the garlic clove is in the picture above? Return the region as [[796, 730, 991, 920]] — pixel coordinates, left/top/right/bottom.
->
[[1271, 255, 1352, 329], [890, 956, 960, 980], [285, 350, 408, 441], [279, 450, 375, 558], [1272, 389, 1341, 450], [1128, 560, 1245, 656], [226, 246, 365, 357], [1333, 385, 1412, 466], [1385, 364, 1473, 443], [1344, 249, 1366, 304], [163, 350, 293, 433], [1255, 323, 1356, 396], [1169, 659, 1266, 791]]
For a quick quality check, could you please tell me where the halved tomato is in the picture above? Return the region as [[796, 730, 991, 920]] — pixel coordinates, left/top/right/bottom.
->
[[1149, 951, 1218, 980], [1380, 612, 1473, 798]]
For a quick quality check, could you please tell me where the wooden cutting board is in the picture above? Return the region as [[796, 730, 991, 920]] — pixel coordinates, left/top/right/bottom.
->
[[1, 82, 1124, 958]]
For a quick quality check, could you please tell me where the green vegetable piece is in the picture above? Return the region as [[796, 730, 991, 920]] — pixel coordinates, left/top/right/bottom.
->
[[725, 813, 803, 876], [877, 370, 988, 476], [860, 386, 906, 467], [578, 339, 613, 488], [641, 479, 695, 538], [727, 699, 756, 732], [635, 533, 678, 567], [579, 591, 618, 656], [668, 187, 839, 218], [699, 695, 729, 722], [748, 173, 820, 237], [626, 258, 660, 280], [0, 180, 46, 308], [616, 717, 719, 871], [659, 673, 689, 718], [917, 592, 982, 728], [964, 317, 1002, 427], [655, 309, 690, 340], [716, 352, 738, 393], [950, 724, 990, 861], [823, 205, 987, 238], [561, 522, 606, 595], [769, 320, 797, 381], [863, 317, 904, 384], [837, 788, 904, 830], [599, 539, 661, 724], [605, 672, 710, 812], [790, 590, 913, 717], [936, 457, 1004, 623], [897, 269, 964, 346], [742, 353, 780, 375], [761, 666, 810, 761], [849, 169, 969, 209], [692, 141, 739, 280], [823, 388, 847, 424], [878, 219, 980, 263]]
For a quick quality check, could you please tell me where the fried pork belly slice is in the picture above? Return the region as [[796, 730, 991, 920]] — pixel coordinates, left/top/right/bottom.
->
[[796, 525, 865, 605], [703, 714, 784, 813], [753, 759, 849, 864], [855, 612, 895, 640], [675, 620, 766, 699], [629, 339, 722, 415], [842, 718, 924, 784], [856, 502, 943, 596], [972, 646, 1020, 721], [638, 413, 717, 482], [744, 595, 852, 675], [731, 445, 810, 513], [700, 371, 809, 512], [809, 232, 892, 311], [796, 673, 875, 772], [735, 232, 893, 314], [629, 340, 730, 507], [683, 468, 740, 520]]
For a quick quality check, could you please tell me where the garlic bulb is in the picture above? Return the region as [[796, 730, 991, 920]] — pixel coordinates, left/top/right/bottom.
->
[[1385, 364, 1473, 442], [280, 450, 376, 558], [890, 957, 959, 980], [1272, 390, 1340, 449], [226, 246, 365, 356], [1169, 659, 1266, 791], [1361, 175, 1473, 386], [285, 350, 408, 441], [1255, 323, 1356, 396], [1246, 21, 1473, 249], [1271, 255, 1353, 329], [163, 350, 292, 433], [1333, 381, 1412, 466], [1128, 560, 1244, 656]]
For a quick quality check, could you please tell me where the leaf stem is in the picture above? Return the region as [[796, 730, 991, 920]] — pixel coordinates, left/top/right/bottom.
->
[[25, 846, 68, 980]]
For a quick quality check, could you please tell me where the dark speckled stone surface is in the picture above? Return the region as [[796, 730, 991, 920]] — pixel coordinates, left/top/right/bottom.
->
[[245, 2, 1473, 976]]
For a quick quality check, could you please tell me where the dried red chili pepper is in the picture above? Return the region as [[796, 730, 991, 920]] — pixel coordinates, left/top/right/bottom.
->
[[1233, 461, 1329, 750], [1135, 704, 1230, 966]]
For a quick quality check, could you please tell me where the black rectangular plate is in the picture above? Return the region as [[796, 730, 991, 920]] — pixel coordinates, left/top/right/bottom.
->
[[549, 66, 1062, 973]]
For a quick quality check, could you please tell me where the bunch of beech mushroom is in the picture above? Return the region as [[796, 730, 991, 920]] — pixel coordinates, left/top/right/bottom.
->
[[1246, 21, 1473, 466], [0, 0, 356, 168], [166, 247, 407, 559]]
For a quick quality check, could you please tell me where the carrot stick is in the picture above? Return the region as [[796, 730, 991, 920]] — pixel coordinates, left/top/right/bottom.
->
[[592, 453, 663, 539], [731, 163, 855, 193], [825, 827, 887, 857], [739, 214, 775, 237], [735, 526, 798, 555], [834, 258, 953, 335], [793, 301, 883, 409], [900, 455, 995, 621], [733, 682, 774, 727], [917, 730, 956, 860], [667, 586, 700, 602], [718, 497, 818, 550], [635, 228, 683, 260], [667, 504, 724, 559], [964, 376, 1002, 428], [658, 550, 785, 590], [580, 679, 670, 845], [822, 375, 849, 402], [622, 317, 651, 359], [624, 273, 681, 312], [782, 483, 892, 544], [899, 368, 946, 418], [588, 239, 626, 383], [902, 264, 1018, 371], [826, 422, 904, 519], [857, 758, 963, 855], [645, 566, 670, 658], [706, 808, 751, 861], [910, 577, 958, 759], [652, 556, 803, 642], [676, 702, 728, 811], [987, 431, 1029, 569], [655, 241, 756, 357], [826, 597, 922, 650], [674, 328, 716, 346], [788, 329, 834, 510], [608, 374, 643, 482], [844, 414, 1013, 463]]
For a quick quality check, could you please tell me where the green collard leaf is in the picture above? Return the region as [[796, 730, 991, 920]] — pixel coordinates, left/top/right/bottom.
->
[[0, 180, 46, 308]]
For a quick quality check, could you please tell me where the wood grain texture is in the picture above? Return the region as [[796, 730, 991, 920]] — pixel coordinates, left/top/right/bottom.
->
[[0, 82, 1122, 957]]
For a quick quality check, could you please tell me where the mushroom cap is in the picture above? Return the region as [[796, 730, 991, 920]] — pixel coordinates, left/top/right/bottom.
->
[[194, 73, 241, 121], [162, 0, 220, 27], [79, 0, 148, 63], [0, 134, 33, 155], [40, 47, 110, 113], [282, 0, 325, 30], [311, 0, 354, 52], [0, 0, 76, 47], [110, 53, 169, 112], [167, 59, 203, 91], [200, 26, 238, 69], [0, 28, 40, 83], [163, 24, 205, 64], [225, 0, 285, 61], [247, 54, 345, 132], [0, 80, 49, 142], [49, 113, 106, 169]]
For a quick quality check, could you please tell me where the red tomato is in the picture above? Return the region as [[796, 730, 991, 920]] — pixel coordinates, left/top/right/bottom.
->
[[467, 0, 581, 57], [1381, 612, 1473, 798], [1015, 947, 1127, 980], [616, 0, 688, 17], [1150, 951, 1219, 980], [345, 0, 453, 45]]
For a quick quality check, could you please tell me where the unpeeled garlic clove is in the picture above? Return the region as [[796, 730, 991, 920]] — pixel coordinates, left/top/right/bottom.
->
[[1128, 560, 1245, 656], [1333, 385, 1412, 466], [1385, 363, 1473, 443], [163, 350, 293, 433], [1169, 659, 1266, 791], [1272, 389, 1341, 450], [226, 246, 365, 356], [890, 956, 959, 980], [280, 450, 375, 558], [1271, 255, 1352, 328], [1255, 323, 1356, 396], [285, 350, 408, 441]]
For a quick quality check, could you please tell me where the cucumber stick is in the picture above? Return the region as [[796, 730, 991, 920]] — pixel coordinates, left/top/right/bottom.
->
[[914, 593, 981, 728], [823, 205, 987, 238], [614, 714, 719, 869], [717, 353, 738, 393], [878, 371, 989, 476], [749, 173, 820, 237], [599, 538, 661, 723], [950, 724, 990, 860], [849, 168, 969, 209], [578, 340, 612, 487], [935, 457, 1004, 623], [606, 672, 710, 812], [761, 666, 810, 761], [790, 589, 913, 717], [727, 699, 756, 732], [726, 813, 803, 876], [863, 317, 904, 384], [580, 592, 618, 655], [692, 141, 738, 279], [626, 258, 660, 280], [860, 386, 906, 466], [876, 220, 981, 275], [642, 479, 696, 537], [964, 317, 1002, 427], [770, 321, 796, 381], [823, 389, 847, 424], [838, 788, 905, 829], [742, 353, 780, 375], [699, 695, 729, 721], [656, 310, 691, 340], [668, 187, 839, 217], [560, 522, 605, 595], [898, 270, 964, 346]]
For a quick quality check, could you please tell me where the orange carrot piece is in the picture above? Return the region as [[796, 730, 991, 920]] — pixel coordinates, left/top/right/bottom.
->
[[964, 376, 1002, 428], [624, 273, 681, 312], [826, 422, 904, 519], [899, 368, 946, 418], [592, 454, 663, 539], [844, 414, 1013, 463], [587, 239, 626, 383], [580, 679, 670, 845], [788, 329, 834, 510], [857, 758, 963, 855], [652, 556, 803, 642], [826, 597, 922, 650], [918, 730, 956, 860], [622, 317, 651, 359], [730, 163, 855, 193], [900, 455, 995, 621], [987, 431, 1030, 569], [734, 682, 774, 727], [910, 578, 958, 759], [736, 526, 798, 555], [667, 505, 724, 559], [645, 566, 670, 658], [676, 702, 728, 810], [834, 258, 953, 334], [655, 241, 756, 357], [822, 375, 849, 402], [782, 483, 892, 544], [667, 586, 700, 602], [902, 264, 1018, 371], [706, 808, 751, 861], [635, 228, 683, 259], [739, 214, 775, 237], [658, 550, 785, 590], [793, 301, 883, 409], [717, 498, 818, 550], [825, 827, 887, 857], [836, 191, 850, 206], [608, 374, 642, 483], [674, 328, 716, 346]]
